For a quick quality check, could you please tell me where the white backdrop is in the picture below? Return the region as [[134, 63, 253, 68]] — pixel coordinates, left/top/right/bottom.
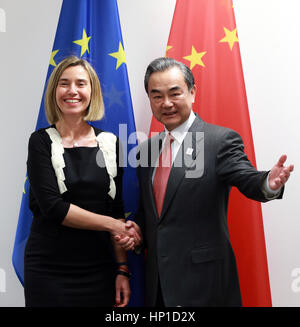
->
[[0, 0, 299, 307]]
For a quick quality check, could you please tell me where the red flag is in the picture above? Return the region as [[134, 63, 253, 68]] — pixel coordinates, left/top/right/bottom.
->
[[149, 0, 272, 306]]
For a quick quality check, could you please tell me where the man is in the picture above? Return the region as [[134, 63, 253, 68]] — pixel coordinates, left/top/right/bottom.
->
[[118, 57, 293, 306]]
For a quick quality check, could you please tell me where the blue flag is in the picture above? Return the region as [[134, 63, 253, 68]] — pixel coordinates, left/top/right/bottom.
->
[[12, 0, 144, 306]]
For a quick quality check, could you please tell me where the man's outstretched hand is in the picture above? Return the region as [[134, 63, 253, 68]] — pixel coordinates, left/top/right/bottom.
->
[[268, 154, 294, 190]]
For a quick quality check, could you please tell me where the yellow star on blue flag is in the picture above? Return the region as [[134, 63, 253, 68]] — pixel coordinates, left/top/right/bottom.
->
[[49, 49, 59, 67], [73, 29, 91, 57], [109, 42, 126, 69]]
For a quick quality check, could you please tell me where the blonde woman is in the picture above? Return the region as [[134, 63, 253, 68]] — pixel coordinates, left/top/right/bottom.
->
[[24, 56, 138, 307]]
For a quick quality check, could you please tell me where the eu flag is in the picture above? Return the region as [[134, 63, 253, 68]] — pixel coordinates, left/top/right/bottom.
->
[[12, 0, 144, 306]]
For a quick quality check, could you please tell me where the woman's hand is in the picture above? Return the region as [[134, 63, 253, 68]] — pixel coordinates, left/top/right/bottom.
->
[[114, 221, 142, 251], [114, 274, 131, 307], [110, 219, 136, 250]]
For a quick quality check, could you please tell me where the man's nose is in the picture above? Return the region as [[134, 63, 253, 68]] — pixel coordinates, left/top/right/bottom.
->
[[162, 96, 173, 107]]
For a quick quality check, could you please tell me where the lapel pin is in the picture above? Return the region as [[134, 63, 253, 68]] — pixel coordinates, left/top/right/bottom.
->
[[186, 148, 193, 156]]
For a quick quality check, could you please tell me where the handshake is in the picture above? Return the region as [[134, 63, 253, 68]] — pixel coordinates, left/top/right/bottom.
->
[[114, 220, 142, 251]]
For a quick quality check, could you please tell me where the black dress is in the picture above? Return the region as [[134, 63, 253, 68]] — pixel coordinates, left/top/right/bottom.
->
[[24, 126, 124, 307]]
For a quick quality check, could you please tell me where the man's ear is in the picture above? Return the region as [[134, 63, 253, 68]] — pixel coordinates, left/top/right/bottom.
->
[[191, 84, 197, 103]]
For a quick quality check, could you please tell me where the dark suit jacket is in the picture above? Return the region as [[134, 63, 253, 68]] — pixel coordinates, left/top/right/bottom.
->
[[135, 114, 277, 307]]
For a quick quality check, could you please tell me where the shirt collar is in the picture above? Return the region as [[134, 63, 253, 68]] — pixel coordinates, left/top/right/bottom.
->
[[164, 111, 196, 144]]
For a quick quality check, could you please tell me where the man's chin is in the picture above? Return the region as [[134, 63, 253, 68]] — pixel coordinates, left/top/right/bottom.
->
[[162, 117, 180, 131]]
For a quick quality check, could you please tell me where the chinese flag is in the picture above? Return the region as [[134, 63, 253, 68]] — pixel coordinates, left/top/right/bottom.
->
[[149, 0, 272, 306]]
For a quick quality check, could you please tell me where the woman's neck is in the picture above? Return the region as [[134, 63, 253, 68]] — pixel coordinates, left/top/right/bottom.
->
[[55, 118, 96, 147], [56, 118, 90, 138]]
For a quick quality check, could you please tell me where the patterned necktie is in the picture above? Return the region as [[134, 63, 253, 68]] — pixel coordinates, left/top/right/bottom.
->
[[153, 133, 174, 218]]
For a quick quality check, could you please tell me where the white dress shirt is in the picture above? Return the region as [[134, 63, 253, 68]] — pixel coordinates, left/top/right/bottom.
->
[[151, 111, 195, 182], [164, 110, 196, 164]]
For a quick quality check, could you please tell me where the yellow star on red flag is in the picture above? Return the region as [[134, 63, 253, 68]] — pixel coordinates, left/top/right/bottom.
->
[[219, 27, 239, 50], [165, 45, 173, 57], [183, 46, 206, 70]]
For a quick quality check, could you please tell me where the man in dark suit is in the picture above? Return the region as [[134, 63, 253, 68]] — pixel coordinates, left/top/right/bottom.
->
[[117, 57, 293, 306]]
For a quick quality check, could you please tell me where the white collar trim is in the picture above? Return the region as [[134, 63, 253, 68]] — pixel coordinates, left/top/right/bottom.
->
[[45, 127, 117, 199], [96, 132, 117, 199], [45, 127, 67, 194]]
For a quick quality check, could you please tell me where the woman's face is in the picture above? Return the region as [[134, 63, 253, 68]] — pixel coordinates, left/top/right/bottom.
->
[[55, 65, 91, 119]]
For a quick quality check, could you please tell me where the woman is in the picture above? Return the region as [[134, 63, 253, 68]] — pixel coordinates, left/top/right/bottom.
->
[[24, 56, 137, 307]]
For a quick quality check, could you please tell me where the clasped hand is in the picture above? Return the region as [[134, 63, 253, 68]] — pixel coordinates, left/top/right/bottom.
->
[[114, 221, 142, 251]]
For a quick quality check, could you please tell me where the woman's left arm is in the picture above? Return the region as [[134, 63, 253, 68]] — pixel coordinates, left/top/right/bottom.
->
[[112, 138, 131, 307], [112, 230, 131, 307]]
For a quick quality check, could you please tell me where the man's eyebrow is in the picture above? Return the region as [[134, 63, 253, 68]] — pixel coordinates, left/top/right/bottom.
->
[[150, 86, 182, 94], [169, 86, 181, 92], [149, 89, 161, 94]]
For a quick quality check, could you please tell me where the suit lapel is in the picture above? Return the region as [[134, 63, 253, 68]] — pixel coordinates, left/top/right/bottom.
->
[[159, 115, 205, 221]]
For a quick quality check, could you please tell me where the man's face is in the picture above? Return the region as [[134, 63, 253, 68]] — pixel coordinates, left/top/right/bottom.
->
[[147, 67, 196, 131]]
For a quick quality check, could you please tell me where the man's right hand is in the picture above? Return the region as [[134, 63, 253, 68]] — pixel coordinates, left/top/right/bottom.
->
[[115, 221, 142, 251]]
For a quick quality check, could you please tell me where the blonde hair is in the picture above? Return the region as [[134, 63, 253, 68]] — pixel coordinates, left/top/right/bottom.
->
[[45, 56, 104, 124]]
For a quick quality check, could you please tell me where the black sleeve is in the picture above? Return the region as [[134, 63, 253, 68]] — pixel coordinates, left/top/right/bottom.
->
[[216, 128, 269, 202], [27, 131, 70, 224], [110, 137, 125, 219]]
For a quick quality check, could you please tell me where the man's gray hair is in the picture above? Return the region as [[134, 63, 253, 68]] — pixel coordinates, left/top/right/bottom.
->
[[144, 57, 195, 93]]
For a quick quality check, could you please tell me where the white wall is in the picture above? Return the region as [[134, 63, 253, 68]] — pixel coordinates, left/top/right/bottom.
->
[[233, 0, 300, 306], [0, 0, 299, 306], [0, 0, 62, 307]]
